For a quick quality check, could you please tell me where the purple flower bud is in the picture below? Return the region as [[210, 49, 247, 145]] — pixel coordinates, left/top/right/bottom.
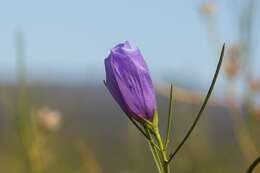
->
[[104, 41, 157, 123]]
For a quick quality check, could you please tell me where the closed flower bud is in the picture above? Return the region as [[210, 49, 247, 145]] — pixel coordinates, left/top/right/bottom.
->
[[104, 41, 157, 123]]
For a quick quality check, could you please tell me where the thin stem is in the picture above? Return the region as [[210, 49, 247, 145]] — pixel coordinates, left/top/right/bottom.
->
[[168, 44, 225, 163], [164, 84, 174, 149], [246, 156, 260, 173], [128, 116, 150, 139], [145, 128, 164, 173], [150, 140, 161, 151], [154, 128, 170, 173], [15, 31, 43, 173], [128, 117, 160, 150]]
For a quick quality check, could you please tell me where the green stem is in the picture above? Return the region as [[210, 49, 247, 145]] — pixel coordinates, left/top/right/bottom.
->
[[154, 128, 170, 173], [145, 128, 164, 173], [246, 156, 260, 173]]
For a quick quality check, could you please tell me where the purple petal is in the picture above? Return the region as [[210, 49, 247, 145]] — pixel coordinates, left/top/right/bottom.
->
[[105, 41, 156, 122], [104, 55, 130, 116]]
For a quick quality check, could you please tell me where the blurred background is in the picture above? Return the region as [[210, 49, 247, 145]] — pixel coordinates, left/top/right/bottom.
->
[[0, 0, 260, 173]]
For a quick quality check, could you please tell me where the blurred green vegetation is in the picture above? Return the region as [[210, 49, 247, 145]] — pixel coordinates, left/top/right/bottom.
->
[[0, 1, 260, 173], [0, 83, 260, 173]]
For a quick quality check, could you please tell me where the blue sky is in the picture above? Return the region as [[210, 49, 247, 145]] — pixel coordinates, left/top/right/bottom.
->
[[0, 0, 259, 89]]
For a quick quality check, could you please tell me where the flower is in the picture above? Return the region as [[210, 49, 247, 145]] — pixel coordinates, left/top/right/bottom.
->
[[224, 44, 240, 79], [200, 1, 216, 17], [37, 107, 62, 132], [104, 41, 157, 123]]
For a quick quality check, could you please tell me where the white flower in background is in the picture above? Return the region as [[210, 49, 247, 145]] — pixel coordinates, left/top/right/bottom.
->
[[224, 44, 241, 79], [200, 1, 216, 16], [37, 107, 62, 132]]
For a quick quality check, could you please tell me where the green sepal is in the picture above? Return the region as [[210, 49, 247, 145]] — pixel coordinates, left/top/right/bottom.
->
[[152, 111, 159, 129], [142, 111, 159, 134]]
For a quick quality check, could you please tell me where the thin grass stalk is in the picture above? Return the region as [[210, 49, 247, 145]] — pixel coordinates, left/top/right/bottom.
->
[[168, 44, 225, 163]]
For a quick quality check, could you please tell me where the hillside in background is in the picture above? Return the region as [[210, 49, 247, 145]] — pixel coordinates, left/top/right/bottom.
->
[[0, 83, 252, 173]]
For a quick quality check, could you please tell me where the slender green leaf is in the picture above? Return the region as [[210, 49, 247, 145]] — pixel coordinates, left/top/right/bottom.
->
[[164, 84, 174, 149], [168, 44, 225, 163]]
